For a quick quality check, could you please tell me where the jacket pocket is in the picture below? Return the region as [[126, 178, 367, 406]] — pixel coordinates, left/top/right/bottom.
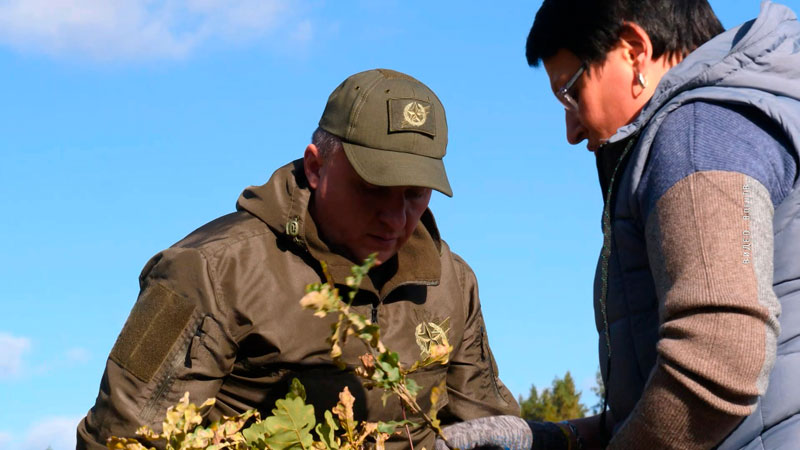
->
[[187, 315, 236, 379], [407, 364, 450, 416]]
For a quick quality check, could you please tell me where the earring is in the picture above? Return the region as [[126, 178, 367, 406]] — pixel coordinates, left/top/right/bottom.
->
[[637, 72, 648, 88]]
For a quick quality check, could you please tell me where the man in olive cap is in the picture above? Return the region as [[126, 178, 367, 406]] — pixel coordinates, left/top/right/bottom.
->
[[77, 68, 519, 450]]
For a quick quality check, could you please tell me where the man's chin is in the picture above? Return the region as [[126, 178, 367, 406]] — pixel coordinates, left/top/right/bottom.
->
[[359, 247, 401, 266], [372, 250, 395, 266], [346, 250, 385, 266]]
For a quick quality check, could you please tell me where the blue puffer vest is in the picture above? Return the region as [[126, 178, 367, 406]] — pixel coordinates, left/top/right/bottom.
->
[[595, 2, 800, 448]]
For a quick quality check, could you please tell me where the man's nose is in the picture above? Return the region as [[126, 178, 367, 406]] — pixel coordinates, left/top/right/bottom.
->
[[565, 109, 586, 145], [377, 190, 407, 230]]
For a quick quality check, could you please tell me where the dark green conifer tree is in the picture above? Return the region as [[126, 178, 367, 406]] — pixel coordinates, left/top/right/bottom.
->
[[519, 371, 588, 422]]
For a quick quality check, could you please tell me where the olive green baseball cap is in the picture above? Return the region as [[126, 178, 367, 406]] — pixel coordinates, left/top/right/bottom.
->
[[318, 68, 452, 197]]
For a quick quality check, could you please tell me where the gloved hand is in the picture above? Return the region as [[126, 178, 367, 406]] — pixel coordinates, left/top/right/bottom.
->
[[434, 417, 577, 450], [434, 415, 533, 450]]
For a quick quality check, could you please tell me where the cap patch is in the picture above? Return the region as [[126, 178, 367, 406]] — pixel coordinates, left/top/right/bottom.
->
[[388, 98, 436, 137]]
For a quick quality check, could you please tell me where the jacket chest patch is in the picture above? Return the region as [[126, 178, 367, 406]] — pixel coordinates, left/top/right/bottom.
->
[[414, 318, 450, 360]]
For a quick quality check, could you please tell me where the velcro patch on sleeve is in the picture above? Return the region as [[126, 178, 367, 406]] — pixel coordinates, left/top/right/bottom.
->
[[388, 98, 436, 137], [110, 283, 196, 383]]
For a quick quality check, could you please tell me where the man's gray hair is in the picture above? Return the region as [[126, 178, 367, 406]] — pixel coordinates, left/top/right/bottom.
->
[[311, 127, 342, 159]]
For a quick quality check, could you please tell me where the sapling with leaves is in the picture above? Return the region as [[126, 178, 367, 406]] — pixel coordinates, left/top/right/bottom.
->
[[107, 255, 456, 450], [299, 254, 455, 447]]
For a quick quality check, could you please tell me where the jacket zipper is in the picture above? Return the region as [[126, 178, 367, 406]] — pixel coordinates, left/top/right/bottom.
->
[[371, 302, 378, 323]]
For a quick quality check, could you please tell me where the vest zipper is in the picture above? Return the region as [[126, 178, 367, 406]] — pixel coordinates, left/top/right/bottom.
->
[[371, 302, 378, 323], [598, 136, 638, 442]]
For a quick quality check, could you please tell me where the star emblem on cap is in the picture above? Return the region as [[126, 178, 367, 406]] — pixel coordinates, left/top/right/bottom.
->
[[403, 101, 430, 127]]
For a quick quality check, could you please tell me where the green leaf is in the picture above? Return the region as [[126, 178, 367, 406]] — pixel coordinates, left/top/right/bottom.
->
[[371, 352, 402, 392], [242, 394, 317, 450], [375, 420, 414, 435], [314, 410, 340, 449], [305, 282, 323, 293], [243, 421, 270, 449], [376, 360, 400, 384], [404, 378, 421, 397], [289, 378, 307, 401], [348, 313, 369, 330], [378, 351, 399, 367], [344, 254, 377, 301], [356, 324, 381, 348], [182, 424, 214, 448], [264, 396, 316, 449]]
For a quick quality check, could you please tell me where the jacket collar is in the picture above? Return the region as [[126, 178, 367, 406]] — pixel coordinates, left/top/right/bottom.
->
[[236, 159, 442, 297]]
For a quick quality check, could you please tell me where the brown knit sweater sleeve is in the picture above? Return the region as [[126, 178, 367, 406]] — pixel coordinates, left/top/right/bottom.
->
[[609, 171, 781, 449]]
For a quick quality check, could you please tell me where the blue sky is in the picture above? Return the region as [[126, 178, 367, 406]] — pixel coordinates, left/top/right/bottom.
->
[[1, 1, 796, 448]]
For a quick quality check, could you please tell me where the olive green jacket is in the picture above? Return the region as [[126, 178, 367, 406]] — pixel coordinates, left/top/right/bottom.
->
[[77, 160, 518, 449]]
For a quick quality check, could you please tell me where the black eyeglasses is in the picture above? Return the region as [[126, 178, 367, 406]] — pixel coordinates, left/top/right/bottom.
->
[[556, 63, 586, 112]]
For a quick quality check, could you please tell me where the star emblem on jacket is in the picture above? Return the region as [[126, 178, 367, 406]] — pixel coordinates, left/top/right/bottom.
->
[[415, 318, 451, 362]]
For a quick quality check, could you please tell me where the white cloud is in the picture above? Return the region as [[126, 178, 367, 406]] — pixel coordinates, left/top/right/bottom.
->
[[290, 19, 313, 44], [0, 332, 30, 379], [0, 416, 82, 450], [20, 416, 81, 450], [0, 0, 294, 61], [0, 432, 12, 449], [66, 347, 91, 364]]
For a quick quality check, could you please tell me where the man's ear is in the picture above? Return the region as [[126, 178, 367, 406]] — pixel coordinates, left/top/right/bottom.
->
[[618, 21, 653, 71], [304, 144, 323, 189]]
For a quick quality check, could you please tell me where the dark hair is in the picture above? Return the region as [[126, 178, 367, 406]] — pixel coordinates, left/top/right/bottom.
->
[[525, 0, 724, 67]]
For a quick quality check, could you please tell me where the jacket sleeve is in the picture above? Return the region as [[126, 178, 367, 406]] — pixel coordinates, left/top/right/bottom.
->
[[440, 254, 520, 422], [77, 247, 238, 450], [609, 102, 787, 448], [609, 171, 781, 449]]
